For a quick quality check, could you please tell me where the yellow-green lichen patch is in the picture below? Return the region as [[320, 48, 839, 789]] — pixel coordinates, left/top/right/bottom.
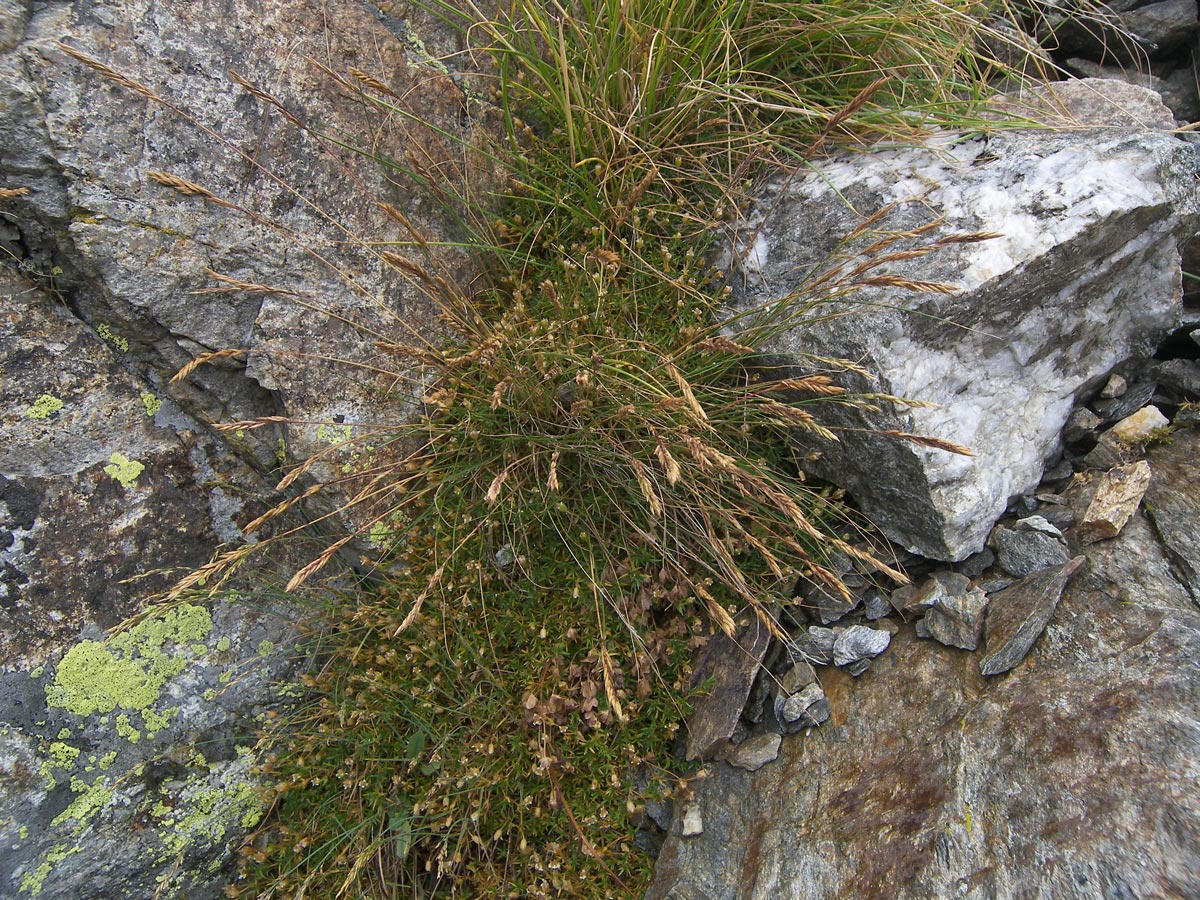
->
[[96, 323, 129, 352], [215, 637, 231, 653], [51, 776, 112, 830], [115, 714, 141, 744], [25, 394, 63, 420], [140, 392, 162, 417], [45, 604, 213, 717], [56, 727, 71, 740], [154, 766, 265, 862], [29, 666, 43, 679], [20, 843, 81, 896], [47, 741, 80, 769], [141, 706, 177, 737], [97, 751, 117, 770], [103, 451, 144, 488], [255, 640, 274, 657]]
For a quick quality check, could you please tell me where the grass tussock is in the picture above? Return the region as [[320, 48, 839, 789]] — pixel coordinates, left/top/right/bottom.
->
[[62, 0, 1037, 897]]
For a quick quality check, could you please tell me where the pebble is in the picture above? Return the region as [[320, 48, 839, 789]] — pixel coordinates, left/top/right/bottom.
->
[[726, 732, 782, 771], [923, 586, 989, 651], [833, 625, 891, 667]]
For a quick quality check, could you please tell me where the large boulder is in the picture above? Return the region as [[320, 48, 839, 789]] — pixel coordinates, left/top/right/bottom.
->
[[726, 80, 1200, 561], [646, 429, 1200, 900]]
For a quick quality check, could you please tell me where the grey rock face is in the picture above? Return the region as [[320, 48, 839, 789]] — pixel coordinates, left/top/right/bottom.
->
[[725, 80, 1198, 561], [726, 733, 781, 772], [647, 450, 1200, 898]]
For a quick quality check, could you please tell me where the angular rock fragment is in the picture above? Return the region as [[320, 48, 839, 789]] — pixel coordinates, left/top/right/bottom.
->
[[980, 556, 1086, 676], [1143, 432, 1200, 601], [773, 661, 830, 732], [725, 80, 1198, 561], [684, 614, 773, 760], [1110, 405, 1170, 443], [726, 733, 782, 771], [833, 625, 891, 669], [994, 524, 1070, 578], [1078, 461, 1152, 543], [923, 586, 989, 651]]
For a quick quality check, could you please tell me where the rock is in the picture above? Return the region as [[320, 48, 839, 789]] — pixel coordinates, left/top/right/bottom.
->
[[805, 626, 839, 664], [1039, 0, 1199, 62], [956, 548, 995, 579], [1143, 431, 1200, 601], [1100, 373, 1129, 398], [979, 556, 1086, 676], [1066, 57, 1200, 123], [797, 576, 859, 625], [1013, 514, 1063, 538], [647, 503, 1199, 900], [1092, 378, 1157, 422], [833, 625, 891, 668], [726, 80, 1198, 561], [1078, 461, 1153, 543], [1153, 357, 1200, 398], [726, 733, 782, 772], [1110, 404, 1171, 443], [923, 586, 989, 651], [1082, 430, 1133, 469], [994, 524, 1071, 577], [773, 662, 831, 732], [1063, 407, 1102, 445], [786, 628, 833, 667], [0, 0, 500, 533], [680, 803, 704, 837], [685, 613, 774, 761], [862, 589, 892, 620]]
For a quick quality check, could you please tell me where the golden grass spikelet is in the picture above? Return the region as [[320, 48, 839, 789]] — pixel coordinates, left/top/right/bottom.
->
[[393, 561, 447, 636], [631, 459, 663, 519], [758, 400, 839, 441], [653, 438, 682, 486], [664, 360, 708, 423], [147, 170, 236, 209], [692, 581, 736, 638], [241, 483, 323, 535], [760, 376, 846, 397], [195, 268, 297, 296], [600, 646, 626, 723], [933, 231, 1003, 246], [211, 416, 290, 432], [171, 349, 249, 382], [547, 450, 561, 491], [56, 42, 165, 102], [485, 467, 510, 505], [348, 66, 398, 97], [166, 544, 257, 601], [286, 533, 356, 591], [0, 187, 29, 198], [381, 250, 434, 283], [882, 430, 974, 456], [694, 336, 755, 355], [850, 274, 958, 294]]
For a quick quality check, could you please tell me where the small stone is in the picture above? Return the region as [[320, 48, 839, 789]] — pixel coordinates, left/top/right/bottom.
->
[[1082, 431, 1129, 470], [684, 613, 773, 761], [798, 576, 859, 625], [1064, 407, 1102, 445], [1040, 458, 1075, 483], [1093, 380, 1156, 423], [980, 557, 1086, 676], [843, 659, 872, 676], [895, 571, 970, 616], [1078, 461, 1152, 543], [994, 524, 1070, 578], [775, 682, 830, 731], [778, 660, 817, 694], [957, 548, 995, 579], [680, 803, 704, 837], [807, 627, 839, 661], [915, 617, 932, 639], [726, 732, 782, 771], [862, 589, 891, 620], [1014, 515, 1063, 538], [1037, 505, 1076, 531], [1109, 405, 1169, 444], [787, 629, 832, 666], [833, 625, 891, 667], [1099, 373, 1128, 399], [924, 587, 989, 651]]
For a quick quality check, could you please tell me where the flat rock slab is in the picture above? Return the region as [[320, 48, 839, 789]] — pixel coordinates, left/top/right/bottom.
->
[[726, 80, 1199, 561], [684, 613, 773, 761], [648, 501, 1200, 899], [1078, 460, 1152, 543], [980, 556, 1085, 676]]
